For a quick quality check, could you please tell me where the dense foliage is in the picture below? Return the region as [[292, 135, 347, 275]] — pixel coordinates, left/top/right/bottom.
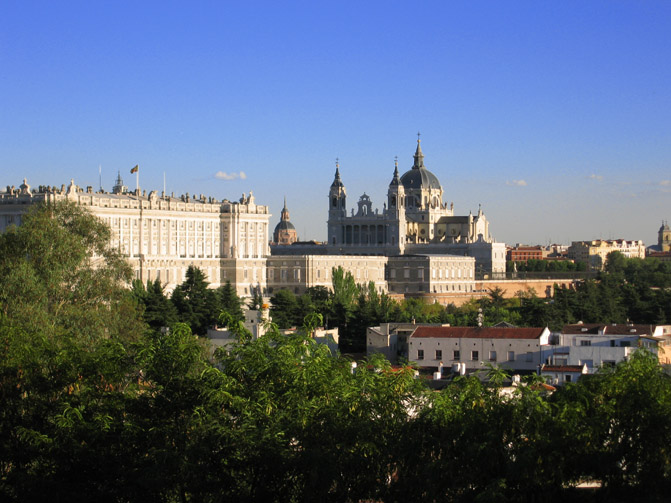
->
[[2, 205, 671, 501], [507, 258, 588, 273]]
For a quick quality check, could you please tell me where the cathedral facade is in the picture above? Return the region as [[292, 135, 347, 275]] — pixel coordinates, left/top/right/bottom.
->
[[326, 139, 505, 276]]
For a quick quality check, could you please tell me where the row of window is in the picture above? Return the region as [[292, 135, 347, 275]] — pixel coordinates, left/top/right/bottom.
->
[[577, 340, 632, 347], [416, 349, 532, 362], [268, 269, 301, 281], [390, 268, 473, 280]]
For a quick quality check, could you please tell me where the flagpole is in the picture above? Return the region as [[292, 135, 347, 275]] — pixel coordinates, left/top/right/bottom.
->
[[129, 163, 142, 282]]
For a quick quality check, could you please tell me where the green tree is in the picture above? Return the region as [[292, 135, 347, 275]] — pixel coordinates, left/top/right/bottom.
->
[[171, 265, 218, 335], [330, 266, 358, 329], [0, 201, 141, 342], [305, 286, 331, 319], [270, 289, 300, 328], [570, 350, 671, 497], [132, 278, 178, 331], [217, 280, 244, 322], [0, 202, 146, 501], [214, 330, 425, 502]]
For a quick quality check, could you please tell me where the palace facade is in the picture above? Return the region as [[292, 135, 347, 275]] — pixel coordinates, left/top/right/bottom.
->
[[0, 177, 270, 296]]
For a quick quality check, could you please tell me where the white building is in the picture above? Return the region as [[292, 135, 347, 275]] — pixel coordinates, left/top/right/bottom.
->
[[1, 174, 479, 300], [326, 139, 506, 277], [386, 255, 476, 294], [0, 177, 270, 296], [266, 255, 388, 295], [367, 322, 447, 363], [206, 306, 339, 356], [206, 306, 272, 355], [540, 364, 588, 386], [408, 326, 551, 373], [568, 239, 646, 270], [546, 323, 661, 373]]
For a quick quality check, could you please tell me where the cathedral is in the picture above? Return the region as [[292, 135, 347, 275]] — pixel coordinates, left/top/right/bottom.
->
[[326, 138, 505, 276], [272, 197, 298, 245]]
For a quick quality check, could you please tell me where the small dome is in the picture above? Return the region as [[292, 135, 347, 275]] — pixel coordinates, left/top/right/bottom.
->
[[274, 220, 296, 233]]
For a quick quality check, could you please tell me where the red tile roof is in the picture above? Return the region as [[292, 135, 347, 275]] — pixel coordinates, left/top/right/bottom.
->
[[410, 326, 547, 340]]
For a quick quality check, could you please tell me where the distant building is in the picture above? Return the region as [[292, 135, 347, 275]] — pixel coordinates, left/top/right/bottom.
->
[[647, 221, 671, 258], [540, 364, 588, 386], [0, 177, 271, 296], [272, 198, 298, 245], [266, 255, 388, 295], [367, 322, 446, 363], [206, 305, 339, 355], [544, 244, 569, 258], [659, 221, 671, 252], [545, 323, 662, 373], [266, 253, 476, 297], [506, 245, 544, 262], [386, 255, 476, 295], [568, 239, 645, 270], [408, 326, 551, 373], [646, 250, 671, 262], [206, 306, 272, 354], [325, 139, 506, 277]]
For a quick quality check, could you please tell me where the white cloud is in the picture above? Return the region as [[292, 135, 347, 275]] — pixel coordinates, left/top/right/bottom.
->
[[214, 171, 247, 181], [588, 174, 603, 181], [506, 179, 527, 187], [659, 180, 671, 186]]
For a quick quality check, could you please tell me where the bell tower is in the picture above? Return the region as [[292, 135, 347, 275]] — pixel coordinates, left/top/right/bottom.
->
[[328, 159, 347, 246], [659, 221, 671, 252], [386, 156, 406, 252]]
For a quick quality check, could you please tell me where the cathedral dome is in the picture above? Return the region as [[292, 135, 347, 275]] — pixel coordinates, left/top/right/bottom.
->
[[400, 139, 442, 190], [274, 219, 296, 233], [400, 166, 441, 190], [273, 197, 298, 245]]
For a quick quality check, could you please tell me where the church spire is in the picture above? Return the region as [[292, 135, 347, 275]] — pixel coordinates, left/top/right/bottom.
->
[[413, 132, 424, 169], [331, 157, 344, 188], [390, 156, 401, 186], [281, 196, 290, 221]]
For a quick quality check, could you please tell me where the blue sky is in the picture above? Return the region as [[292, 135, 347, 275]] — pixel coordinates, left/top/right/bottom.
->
[[1, 1, 669, 246]]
